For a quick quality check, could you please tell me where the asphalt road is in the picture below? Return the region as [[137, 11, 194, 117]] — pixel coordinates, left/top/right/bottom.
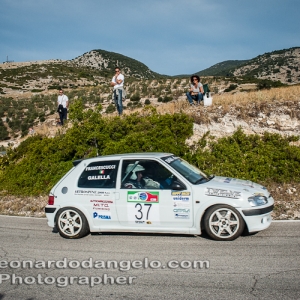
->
[[0, 216, 299, 300]]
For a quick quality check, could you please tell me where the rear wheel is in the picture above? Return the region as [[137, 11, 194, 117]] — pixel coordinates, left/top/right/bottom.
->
[[56, 207, 89, 239], [203, 205, 245, 241]]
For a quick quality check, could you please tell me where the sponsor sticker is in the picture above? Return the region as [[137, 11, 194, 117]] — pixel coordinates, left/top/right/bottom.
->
[[127, 192, 159, 203], [171, 192, 191, 196], [173, 208, 190, 213], [174, 213, 190, 219], [90, 200, 113, 211], [93, 212, 111, 220], [161, 155, 177, 164], [135, 221, 145, 224], [172, 196, 190, 201], [75, 190, 111, 197], [205, 188, 241, 199], [224, 177, 232, 183], [253, 193, 264, 196], [85, 165, 116, 171], [88, 175, 110, 180], [173, 201, 190, 208]]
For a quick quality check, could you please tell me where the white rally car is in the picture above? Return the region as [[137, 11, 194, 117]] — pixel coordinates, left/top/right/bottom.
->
[[45, 153, 274, 241]]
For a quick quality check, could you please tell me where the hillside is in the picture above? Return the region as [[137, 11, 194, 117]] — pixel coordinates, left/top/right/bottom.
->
[[0, 46, 298, 143], [0, 47, 299, 97], [196, 47, 300, 84], [0, 50, 164, 96], [233, 47, 300, 84], [196, 60, 249, 76], [72, 49, 163, 79]]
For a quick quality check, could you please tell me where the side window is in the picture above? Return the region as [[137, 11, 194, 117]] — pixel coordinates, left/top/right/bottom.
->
[[121, 159, 174, 190], [78, 160, 119, 189]]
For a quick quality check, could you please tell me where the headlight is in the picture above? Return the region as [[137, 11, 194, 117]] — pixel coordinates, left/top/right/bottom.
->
[[248, 195, 268, 207]]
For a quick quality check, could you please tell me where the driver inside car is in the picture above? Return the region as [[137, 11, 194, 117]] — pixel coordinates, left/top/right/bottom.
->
[[123, 164, 161, 189]]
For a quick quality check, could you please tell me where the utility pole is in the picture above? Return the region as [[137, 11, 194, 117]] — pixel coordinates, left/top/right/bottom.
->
[[5, 56, 14, 63]]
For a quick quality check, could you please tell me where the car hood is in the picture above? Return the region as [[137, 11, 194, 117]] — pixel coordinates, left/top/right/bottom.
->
[[209, 176, 267, 193]]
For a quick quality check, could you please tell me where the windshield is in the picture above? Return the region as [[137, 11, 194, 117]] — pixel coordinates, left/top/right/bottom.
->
[[161, 155, 208, 184]]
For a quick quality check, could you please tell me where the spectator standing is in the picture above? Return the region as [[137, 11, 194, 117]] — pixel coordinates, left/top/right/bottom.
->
[[110, 67, 125, 115], [186, 75, 204, 105], [57, 89, 69, 125]]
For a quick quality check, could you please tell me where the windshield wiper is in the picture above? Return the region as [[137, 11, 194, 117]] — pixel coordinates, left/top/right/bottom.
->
[[194, 177, 208, 184], [209, 174, 215, 180]]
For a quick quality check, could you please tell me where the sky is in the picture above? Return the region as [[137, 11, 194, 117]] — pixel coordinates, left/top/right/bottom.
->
[[0, 0, 299, 76]]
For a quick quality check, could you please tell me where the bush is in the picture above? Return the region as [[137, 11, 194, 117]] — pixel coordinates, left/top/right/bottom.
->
[[0, 107, 193, 196], [189, 128, 300, 183], [162, 96, 172, 103], [105, 104, 116, 114], [130, 93, 141, 102], [1, 102, 300, 197], [224, 84, 238, 92]]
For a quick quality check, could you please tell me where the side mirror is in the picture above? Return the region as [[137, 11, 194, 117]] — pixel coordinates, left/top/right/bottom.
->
[[171, 181, 186, 191]]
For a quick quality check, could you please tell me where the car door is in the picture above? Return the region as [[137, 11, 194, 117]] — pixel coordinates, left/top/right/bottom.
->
[[116, 158, 194, 231], [76, 159, 120, 228]]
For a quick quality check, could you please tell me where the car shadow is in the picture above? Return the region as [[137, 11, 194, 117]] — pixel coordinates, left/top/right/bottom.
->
[[51, 226, 245, 241], [90, 231, 212, 240]]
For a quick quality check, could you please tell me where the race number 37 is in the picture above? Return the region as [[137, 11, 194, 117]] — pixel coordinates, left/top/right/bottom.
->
[[128, 202, 160, 223], [135, 203, 151, 220]]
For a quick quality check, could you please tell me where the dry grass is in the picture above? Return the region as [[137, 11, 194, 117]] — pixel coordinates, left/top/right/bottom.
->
[[154, 85, 300, 115], [213, 85, 300, 106]]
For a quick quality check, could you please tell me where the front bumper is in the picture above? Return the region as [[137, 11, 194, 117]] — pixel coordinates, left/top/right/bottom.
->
[[241, 204, 273, 233], [242, 204, 274, 216]]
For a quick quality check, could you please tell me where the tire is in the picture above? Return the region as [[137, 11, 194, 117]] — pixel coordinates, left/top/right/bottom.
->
[[203, 205, 245, 241], [56, 207, 89, 239]]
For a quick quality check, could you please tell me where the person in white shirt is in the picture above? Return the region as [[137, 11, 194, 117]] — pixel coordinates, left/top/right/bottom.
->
[[110, 67, 125, 115], [57, 89, 69, 125]]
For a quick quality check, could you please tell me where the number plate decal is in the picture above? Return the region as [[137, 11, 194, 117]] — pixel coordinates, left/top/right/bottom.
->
[[127, 191, 160, 224]]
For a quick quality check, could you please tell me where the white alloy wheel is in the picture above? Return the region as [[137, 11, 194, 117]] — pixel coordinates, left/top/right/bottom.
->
[[204, 205, 245, 241], [56, 207, 89, 239]]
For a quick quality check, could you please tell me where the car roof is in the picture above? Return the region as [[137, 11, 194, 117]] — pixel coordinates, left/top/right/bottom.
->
[[73, 152, 174, 166]]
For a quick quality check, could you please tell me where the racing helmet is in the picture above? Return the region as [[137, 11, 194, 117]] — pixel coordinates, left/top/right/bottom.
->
[[126, 164, 145, 180]]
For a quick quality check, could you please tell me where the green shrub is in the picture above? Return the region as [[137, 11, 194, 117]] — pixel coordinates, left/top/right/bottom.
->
[[189, 128, 300, 183], [105, 104, 116, 114], [0, 106, 193, 196], [1, 99, 300, 197], [130, 93, 141, 102], [224, 84, 238, 92], [162, 96, 172, 103]]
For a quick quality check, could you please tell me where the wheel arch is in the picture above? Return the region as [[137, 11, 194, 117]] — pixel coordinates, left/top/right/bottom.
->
[[196, 202, 247, 233], [54, 205, 91, 232]]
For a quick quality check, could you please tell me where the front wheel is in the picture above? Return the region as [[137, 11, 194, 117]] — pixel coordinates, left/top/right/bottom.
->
[[56, 207, 89, 239], [203, 205, 245, 241]]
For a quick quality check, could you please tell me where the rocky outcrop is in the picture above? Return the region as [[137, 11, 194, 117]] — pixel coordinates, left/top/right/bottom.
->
[[186, 101, 300, 144]]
